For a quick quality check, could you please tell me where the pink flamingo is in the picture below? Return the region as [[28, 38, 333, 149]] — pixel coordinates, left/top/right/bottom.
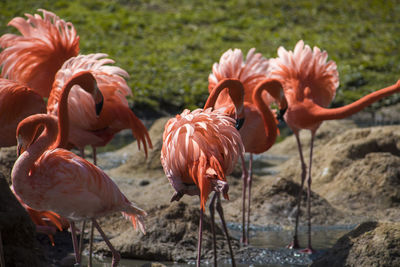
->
[[0, 9, 79, 98], [161, 104, 245, 267], [11, 71, 146, 267], [268, 40, 400, 253], [206, 48, 284, 244]]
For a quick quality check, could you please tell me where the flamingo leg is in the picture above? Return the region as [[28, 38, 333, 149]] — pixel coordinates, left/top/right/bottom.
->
[[69, 221, 81, 265], [78, 220, 86, 257], [91, 219, 120, 267], [0, 231, 5, 267], [209, 192, 218, 267], [240, 154, 249, 245], [216, 193, 236, 267], [301, 134, 315, 254], [246, 153, 253, 244], [288, 133, 307, 250], [87, 146, 97, 267], [197, 208, 204, 267], [88, 221, 94, 267]]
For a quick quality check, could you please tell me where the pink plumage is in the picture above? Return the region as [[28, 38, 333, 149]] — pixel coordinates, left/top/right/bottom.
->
[[0, 9, 79, 97], [161, 108, 244, 210], [47, 53, 152, 154], [268, 40, 339, 108], [12, 114, 146, 234]]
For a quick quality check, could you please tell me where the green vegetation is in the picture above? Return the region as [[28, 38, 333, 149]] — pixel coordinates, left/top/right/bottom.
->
[[1, 0, 399, 115]]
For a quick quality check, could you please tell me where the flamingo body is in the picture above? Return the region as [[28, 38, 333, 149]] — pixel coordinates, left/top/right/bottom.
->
[[0, 79, 46, 147], [161, 108, 244, 209], [47, 53, 152, 154], [0, 9, 79, 98]]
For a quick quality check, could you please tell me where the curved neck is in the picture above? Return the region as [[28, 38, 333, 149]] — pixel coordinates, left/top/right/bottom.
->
[[53, 71, 97, 148], [252, 80, 281, 150], [204, 78, 245, 117], [12, 115, 58, 189], [312, 81, 400, 121]]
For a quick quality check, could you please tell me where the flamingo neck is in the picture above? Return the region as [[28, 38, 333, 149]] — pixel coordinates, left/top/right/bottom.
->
[[53, 71, 96, 149], [204, 78, 245, 117], [312, 81, 400, 121], [252, 80, 281, 150], [12, 115, 58, 195]]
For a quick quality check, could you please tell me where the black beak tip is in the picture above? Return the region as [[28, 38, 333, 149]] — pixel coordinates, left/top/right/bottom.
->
[[235, 117, 245, 130], [277, 107, 287, 123], [95, 99, 103, 116]]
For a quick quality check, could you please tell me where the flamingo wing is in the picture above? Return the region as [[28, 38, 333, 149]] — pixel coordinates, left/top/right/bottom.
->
[[268, 40, 339, 108], [0, 9, 79, 97], [0, 79, 46, 147], [161, 108, 244, 209], [47, 53, 152, 154], [25, 149, 146, 233]]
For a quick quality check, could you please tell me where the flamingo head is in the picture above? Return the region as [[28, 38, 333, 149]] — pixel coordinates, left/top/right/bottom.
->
[[69, 71, 104, 116]]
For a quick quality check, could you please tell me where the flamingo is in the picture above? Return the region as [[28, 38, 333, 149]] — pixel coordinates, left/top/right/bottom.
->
[[206, 48, 283, 244], [0, 9, 79, 98], [268, 40, 400, 253], [161, 106, 245, 267], [11, 71, 146, 267], [0, 78, 68, 242], [47, 53, 152, 162]]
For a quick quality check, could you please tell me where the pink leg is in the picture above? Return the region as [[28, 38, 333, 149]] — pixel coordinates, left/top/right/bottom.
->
[[216, 193, 236, 267], [88, 146, 97, 266], [288, 133, 307, 250], [301, 134, 315, 254], [209, 193, 218, 266], [246, 153, 253, 244], [69, 221, 81, 265], [0, 231, 5, 267], [197, 208, 204, 267], [91, 219, 120, 267], [78, 147, 86, 261], [240, 154, 249, 245]]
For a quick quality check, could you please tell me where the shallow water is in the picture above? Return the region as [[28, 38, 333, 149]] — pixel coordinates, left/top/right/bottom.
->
[[81, 224, 355, 267]]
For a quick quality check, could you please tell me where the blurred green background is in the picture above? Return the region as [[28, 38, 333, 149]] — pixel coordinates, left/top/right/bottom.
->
[[1, 0, 399, 117]]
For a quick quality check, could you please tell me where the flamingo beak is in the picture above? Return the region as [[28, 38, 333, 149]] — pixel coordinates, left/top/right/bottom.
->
[[235, 117, 245, 130], [277, 107, 287, 123], [94, 86, 104, 117], [17, 144, 22, 157]]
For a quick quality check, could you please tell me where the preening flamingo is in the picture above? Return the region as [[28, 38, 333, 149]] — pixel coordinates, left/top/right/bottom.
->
[[268, 40, 400, 253], [47, 53, 152, 163], [206, 48, 284, 244], [11, 73, 146, 267], [0, 9, 79, 98], [161, 108, 245, 267]]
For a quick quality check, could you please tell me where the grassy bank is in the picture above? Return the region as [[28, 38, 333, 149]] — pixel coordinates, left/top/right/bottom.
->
[[1, 0, 399, 115]]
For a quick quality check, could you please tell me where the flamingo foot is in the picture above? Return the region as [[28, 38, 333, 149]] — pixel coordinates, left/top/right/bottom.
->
[[240, 236, 248, 246], [287, 237, 300, 249], [300, 247, 315, 254]]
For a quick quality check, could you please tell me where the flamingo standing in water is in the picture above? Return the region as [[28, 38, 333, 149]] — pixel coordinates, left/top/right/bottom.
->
[[206, 48, 284, 244], [268, 40, 400, 253], [161, 93, 245, 266], [11, 71, 146, 267]]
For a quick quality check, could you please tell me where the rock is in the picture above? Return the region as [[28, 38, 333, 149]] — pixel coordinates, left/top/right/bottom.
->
[[312, 221, 400, 267], [93, 201, 239, 262], [0, 173, 45, 266], [0, 147, 17, 184], [277, 125, 400, 221], [224, 177, 345, 226]]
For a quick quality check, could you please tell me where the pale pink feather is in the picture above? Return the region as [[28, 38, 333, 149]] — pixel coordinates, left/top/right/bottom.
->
[[161, 108, 244, 197], [268, 40, 339, 107], [0, 9, 79, 97]]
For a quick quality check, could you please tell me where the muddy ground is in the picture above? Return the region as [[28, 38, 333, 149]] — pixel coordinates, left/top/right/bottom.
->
[[2, 115, 400, 266]]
